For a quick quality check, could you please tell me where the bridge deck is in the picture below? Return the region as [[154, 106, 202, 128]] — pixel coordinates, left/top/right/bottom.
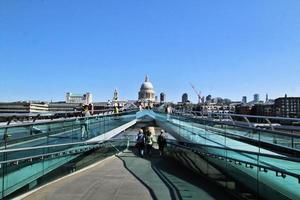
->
[[20, 149, 235, 200]]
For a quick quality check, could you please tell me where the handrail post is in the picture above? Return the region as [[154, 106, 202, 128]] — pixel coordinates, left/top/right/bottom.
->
[[243, 116, 252, 128], [264, 118, 274, 131]]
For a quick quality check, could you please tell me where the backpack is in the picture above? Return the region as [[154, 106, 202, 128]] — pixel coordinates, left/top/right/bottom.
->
[[137, 133, 145, 143], [145, 135, 153, 145]]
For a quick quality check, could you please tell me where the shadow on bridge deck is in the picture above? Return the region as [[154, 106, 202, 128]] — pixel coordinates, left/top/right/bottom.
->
[[117, 148, 236, 200], [20, 149, 236, 200]]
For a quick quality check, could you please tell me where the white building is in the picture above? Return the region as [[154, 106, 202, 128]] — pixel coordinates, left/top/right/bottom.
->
[[0, 101, 49, 113], [66, 92, 93, 105]]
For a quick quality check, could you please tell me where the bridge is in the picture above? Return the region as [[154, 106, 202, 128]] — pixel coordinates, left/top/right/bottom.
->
[[0, 109, 299, 200]]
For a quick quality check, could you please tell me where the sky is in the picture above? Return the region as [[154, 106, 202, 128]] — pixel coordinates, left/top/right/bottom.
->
[[0, 0, 300, 103]]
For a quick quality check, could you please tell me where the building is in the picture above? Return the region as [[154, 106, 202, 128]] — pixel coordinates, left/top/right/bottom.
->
[[242, 96, 247, 104], [48, 102, 81, 112], [274, 95, 300, 118], [138, 75, 155, 107], [228, 101, 242, 113], [0, 101, 49, 113], [182, 93, 189, 103], [254, 94, 259, 102], [251, 103, 275, 116], [160, 92, 166, 103], [201, 96, 205, 104], [235, 104, 252, 115], [265, 94, 269, 103], [206, 95, 212, 103], [66, 92, 92, 105], [202, 103, 230, 114], [212, 97, 223, 104]]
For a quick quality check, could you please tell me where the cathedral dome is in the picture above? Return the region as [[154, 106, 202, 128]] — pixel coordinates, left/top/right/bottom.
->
[[140, 81, 154, 90], [138, 75, 155, 102]]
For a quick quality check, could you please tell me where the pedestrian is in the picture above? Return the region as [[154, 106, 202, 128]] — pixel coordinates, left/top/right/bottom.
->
[[136, 129, 146, 157], [145, 131, 154, 157], [167, 105, 172, 120], [157, 130, 167, 156], [80, 117, 89, 139], [114, 104, 119, 114]]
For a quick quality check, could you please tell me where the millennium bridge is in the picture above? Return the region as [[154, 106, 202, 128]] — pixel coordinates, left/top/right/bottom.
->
[[0, 109, 299, 200]]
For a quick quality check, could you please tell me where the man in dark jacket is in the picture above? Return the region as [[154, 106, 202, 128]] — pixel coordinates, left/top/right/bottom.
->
[[136, 129, 146, 157], [157, 130, 167, 156]]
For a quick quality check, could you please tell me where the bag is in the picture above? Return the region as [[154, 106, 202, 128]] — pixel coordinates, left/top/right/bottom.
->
[[137, 134, 144, 143], [145, 135, 153, 145]]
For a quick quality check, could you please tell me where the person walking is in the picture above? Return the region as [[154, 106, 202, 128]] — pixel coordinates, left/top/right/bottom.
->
[[136, 129, 146, 157], [157, 130, 167, 156], [114, 105, 119, 115], [80, 118, 89, 139], [166, 105, 172, 121], [145, 131, 154, 157]]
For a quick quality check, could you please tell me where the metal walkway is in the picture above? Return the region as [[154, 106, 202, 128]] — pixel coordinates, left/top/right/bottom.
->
[[20, 149, 235, 200], [0, 110, 300, 200]]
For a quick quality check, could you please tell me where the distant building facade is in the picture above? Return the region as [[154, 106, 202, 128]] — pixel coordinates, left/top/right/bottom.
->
[[160, 92, 166, 103], [182, 93, 189, 103], [66, 92, 92, 105], [242, 96, 247, 104], [206, 95, 212, 103], [254, 94, 260, 102], [49, 102, 81, 112], [235, 104, 252, 115], [0, 102, 49, 113], [251, 104, 274, 116], [274, 95, 300, 118], [235, 95, 300, 118]]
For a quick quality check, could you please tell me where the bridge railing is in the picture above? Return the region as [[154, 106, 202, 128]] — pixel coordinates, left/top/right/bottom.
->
[[0, 138, 129, 199], [156, 110, 300, 154], [167, 139, 300, 180], [178, 110, 300, 132], [0, 109, 138, 149], [165, 139, 300, 200], [0, 108, 139, 124]]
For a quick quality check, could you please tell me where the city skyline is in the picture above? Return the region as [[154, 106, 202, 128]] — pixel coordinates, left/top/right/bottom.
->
[[0, 80, 290, 104], [1, 1, 300, 102]]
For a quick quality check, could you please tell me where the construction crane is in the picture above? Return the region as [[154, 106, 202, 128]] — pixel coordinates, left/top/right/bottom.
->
[[189, 83, 202, 104]]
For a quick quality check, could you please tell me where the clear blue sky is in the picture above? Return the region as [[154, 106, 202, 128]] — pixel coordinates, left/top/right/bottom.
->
[[1, 0, 300, 103]]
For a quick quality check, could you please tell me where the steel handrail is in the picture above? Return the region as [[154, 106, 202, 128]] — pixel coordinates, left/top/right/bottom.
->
[[167, 140, 300, 181], [0, 109, 138, 129], [0, 138, 128, 153], [0, 138, 129, 165], [163, 111, 300, 139], [166, 139, 300, 163], [182, 110, 300, 122]]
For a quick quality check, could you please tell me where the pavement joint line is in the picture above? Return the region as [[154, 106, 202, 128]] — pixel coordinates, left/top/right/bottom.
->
[[14, 152, 123, 200]]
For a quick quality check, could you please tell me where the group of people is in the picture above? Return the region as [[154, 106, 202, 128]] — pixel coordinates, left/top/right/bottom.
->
[[135, 128, 167, 157]]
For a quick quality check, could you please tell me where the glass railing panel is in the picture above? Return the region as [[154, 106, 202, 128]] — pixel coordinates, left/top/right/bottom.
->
[[166, 139, 300, 200], [0, 111, 137, 151], [293, 137, 300, 149], [1, 126, 30, 142], [159, 111, 300, 153], [0, 137, 130, 199]]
